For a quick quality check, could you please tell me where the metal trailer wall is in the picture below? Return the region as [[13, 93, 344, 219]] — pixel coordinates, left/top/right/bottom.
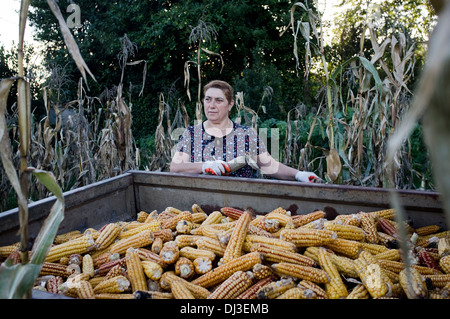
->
[[0, 170, 446, 246]]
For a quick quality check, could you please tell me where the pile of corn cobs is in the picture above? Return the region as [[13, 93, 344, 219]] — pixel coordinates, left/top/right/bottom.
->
[[1, 204, 449, 299]]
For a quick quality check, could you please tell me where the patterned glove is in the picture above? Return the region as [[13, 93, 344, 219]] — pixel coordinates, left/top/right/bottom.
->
[[295, 171, 321, 183], [202, 160, 231, 176]]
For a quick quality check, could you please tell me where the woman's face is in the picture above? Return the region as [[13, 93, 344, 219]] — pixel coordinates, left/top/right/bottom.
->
[[203, 87, 234, 123]]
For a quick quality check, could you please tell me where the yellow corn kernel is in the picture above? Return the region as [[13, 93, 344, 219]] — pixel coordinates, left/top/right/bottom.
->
[[179, 246, 216, 262], [357, 212, 379, 244], [317, 248, 348, 299], [369, 208, 396, 220], [126, 247, 147, 292], [109, 229, 154, 255], [54, 231, 82, 245], [440, 255, 450, 274], [249, 243, 315, 267], [374, 249, 401, 261], [196, 237, 226, 257], [93, 275, 130, 294], [142, 260, 163, 281], [276, 286, 317, 299], [257, 277, 296, 299], [175, 257, 195, 279], [82, 254, 95, 278], [271, 262, 329, 284], [45, 235, 95, 262], [346, 284, 370, 299], [360, 242, 389, 255], [94, 223, 122, 249], [222, 211, 251, 263], [252, 263, 273, 280], [323, 221, 365, 241], [298, 280, 328, 299], [423, 274, 450, 288], [207, 271, 254, 299], [399, 267, 429, 298], [192, 252, 261, 288], [171, 279, 195, 299], [415, 225, 441, 236], [324, 238, 361, 259], [291, 210, 326, 228], [119, 220, 161, 239], [192, 212, 208, 224], [279, 228, 336, 247]]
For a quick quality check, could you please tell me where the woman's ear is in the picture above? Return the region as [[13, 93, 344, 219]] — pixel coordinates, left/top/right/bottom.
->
[[228, 100, 234, 112]]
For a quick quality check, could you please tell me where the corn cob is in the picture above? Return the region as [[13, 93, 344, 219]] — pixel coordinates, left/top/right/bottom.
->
[[151, 237, 163, 254], [280, 228, 336, 247], [192, 251, 261, 288], [276, 286, 317, 299], [162, 211, 193, 230], [119, 220, 161, 239], [152, 229, 174, 242], [360, 242, 389, 255], [193, 257, 212, 275], [208, 271, 254, 299], [399, 267, 428, 298], [166, 206, 183, 215], [354, 252, 392, 298], [136, 248, 165, 267], [179, 246, 216, 261], [191, 203, 206, 214], [45, 235, 95, 262], [68, 253, 83, 266], [143, 210, 159, 223], [109, 229, 154, 255], [249, 243, 315, 267], [346, 284, 370, 299], [257, 277, 296, 299], [374, 249, 401, 262], [415, 230, 450, 247], [196, 237, 226, 256], [423, 274, 450, 288], [54, 231, 82, 245], [252, 263, 273, 280], [291, 210, 326, 228], [46, 276, 64, 294], [329, 254, 359, 278], [220, 207, 246, 220], [83, 228, 100, 240], [417, 249, 441, 270], [82, 254, 95, 277], [317, 248, 348, 299], [136, 210, 149, 223], [94, 223, 122, 249], [323, 221, 365, 241], [176, 220, 199, 234], [438, 238, 450, 257], [247, 224, 276, 238], [199, 222, 236, 240], [96, 257, 127, 276], [39, 262, 73, 278], [236, 276, 273, 299], [440, 255, 450, 274], [192, 212, 208, 224], [377, 218, 399, 238], [142, 260, 164, 280], [256, 217, 281, 233], [244, 235, 296, 252], [191, 211, 224, 235], [222, 211, 251, 263], [104, 264, 126, 280], [171, 279, 195, 299], [175, 257, 195, 279], [160, 271, 211, 298], [125, 247, 147, 292], [324, 238, 361, 259], [369, 208, 396, 220], [415, 225, 441, 236], [357, 212, 379, 244], [334, 214, 361, 226], [93, 275, 130, 294], [298, 280, 328, 299], [74, 280, 94, 299], [271, 262, 329, 284], [174, 235, 200, 248], [159, 241, 180, 264]]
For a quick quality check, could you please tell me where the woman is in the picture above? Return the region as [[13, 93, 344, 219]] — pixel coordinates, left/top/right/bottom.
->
[[170, 80, 320, 183]]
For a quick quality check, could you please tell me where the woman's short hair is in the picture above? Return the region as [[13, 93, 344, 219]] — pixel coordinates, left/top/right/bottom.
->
[[203, 80, 234, 103]]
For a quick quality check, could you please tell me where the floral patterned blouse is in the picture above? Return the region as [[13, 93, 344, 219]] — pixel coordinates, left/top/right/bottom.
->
[[175, 121, 267, 178]]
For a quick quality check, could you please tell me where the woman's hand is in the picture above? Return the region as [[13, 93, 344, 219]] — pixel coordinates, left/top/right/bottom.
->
[[202, 160, 231, 176]]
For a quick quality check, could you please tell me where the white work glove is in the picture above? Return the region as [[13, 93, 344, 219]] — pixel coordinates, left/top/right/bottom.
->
[[295, 171, 321, 183], [202, 160, 231, 176]]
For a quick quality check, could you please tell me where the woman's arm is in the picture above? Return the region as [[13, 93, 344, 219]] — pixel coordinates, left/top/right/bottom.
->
[[169, 151, 204, 174], [256, 152, 297, 180]]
